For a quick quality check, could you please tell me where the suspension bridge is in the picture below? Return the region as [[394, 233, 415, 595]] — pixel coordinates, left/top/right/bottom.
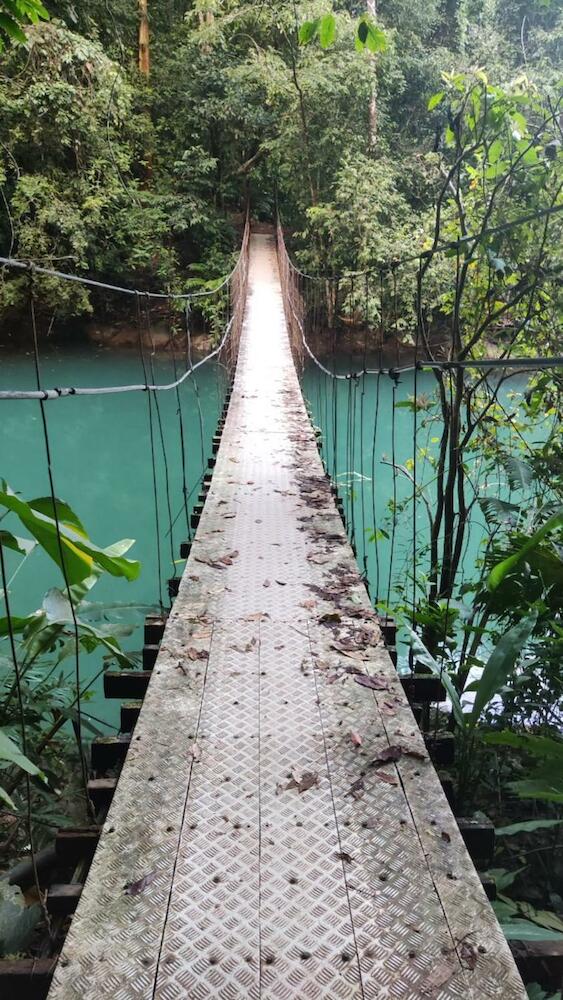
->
[[4, 209, 562, 997], [6, 228, 519, 999]]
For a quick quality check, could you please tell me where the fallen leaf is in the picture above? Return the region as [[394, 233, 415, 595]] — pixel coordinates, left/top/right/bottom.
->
[[421, 960, 458, 996], [191, 743, 202, 762], [319, 612, 341, 624], [372, 745, 403, 764], [371, 744, 427, 765], [186, 647, 208, 661], [275, 580, 287, 586], [334, 647, 371, 662], [460, 942, 478, 970], [350, 732, 363, 748], [336, 851, 353, 865], [441, 831, 451, 844], [124, 871, 156, 896], [300, 599, 316, 610], [192, 627, 212, 640], [285, 771, 319, 794], [354, 674, 389, 691], [242, 612, 270, 622], [374, 771, 398, 786], [263, 579, 271, 588], [347, 777, 365, 800]]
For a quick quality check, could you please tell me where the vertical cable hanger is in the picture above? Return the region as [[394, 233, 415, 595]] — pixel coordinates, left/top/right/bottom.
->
[[385, 267, 400, 617], [410, 259, 422, 676], [136, 293, 164, 610], [141, 294, 176, 576], [29, 275, 92, 818], [0, 536, 51, 932], [184, 299, 206, 482], [167, 295, 191, 540], [359, 273, 370, 582]]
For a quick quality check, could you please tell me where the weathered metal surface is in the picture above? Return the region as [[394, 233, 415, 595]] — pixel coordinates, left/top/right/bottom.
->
[[48, 234, 526, 999]]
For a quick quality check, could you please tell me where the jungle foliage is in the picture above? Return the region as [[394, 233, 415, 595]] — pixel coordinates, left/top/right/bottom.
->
[[0, 0, 562, 977]]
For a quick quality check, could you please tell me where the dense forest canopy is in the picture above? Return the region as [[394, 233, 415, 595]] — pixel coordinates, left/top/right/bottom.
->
[[0, 0, 561, 322]]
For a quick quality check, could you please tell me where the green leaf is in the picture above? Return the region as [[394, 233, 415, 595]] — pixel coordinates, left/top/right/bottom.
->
[[483, 731, 563, 760], [0, 784, 16, 810], [0, 615, 34, 637], [0, 881, 41, 958], [0, 532, 36, 557], [470, 610, 537, 724], [488, 138, 503, 164], [486, 866, 526, 891], [28, 496, 87, 536], [406, 630, 465, 728], [298, 19, 318, 45], [319, 14, 336, 48], [0, 730, 46, 783], [478, 497, 520, 524], [504, 457, 534, 491], [428, 91, 445, 111], [0, 13, 27, 43], [496, 819, 563, 836], [0, 485, 140, 585], [488, 509, 563, 590], [500, 919, 563, 941], [365, 23, 386, 53], [509, 775, 563, 804]]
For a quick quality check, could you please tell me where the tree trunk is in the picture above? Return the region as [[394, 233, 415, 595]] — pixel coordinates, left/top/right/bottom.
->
[[367, 0, 377, 150], [138, 0, 150, 77]]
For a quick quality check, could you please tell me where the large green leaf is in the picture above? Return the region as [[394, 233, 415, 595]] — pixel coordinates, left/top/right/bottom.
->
[[0, 730, 46, 782], [504, 457, 534, 491], [496, 819, 563, 836], [499, 919, 563, 941], [319, 14, 336, 48], [0, 485, 140, 585], [406, 630, 465, 728], [483, 731, 563, 761], [0, 531, 36, 557], [488, 509, 563, 590], [298, 19, 318, 44], [0, 614, 35, 637], [470, 610, 537, 723], [0, 881, 41, 959]]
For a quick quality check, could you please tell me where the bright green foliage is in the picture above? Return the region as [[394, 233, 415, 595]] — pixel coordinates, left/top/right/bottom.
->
[[0, 0, 48, 51]]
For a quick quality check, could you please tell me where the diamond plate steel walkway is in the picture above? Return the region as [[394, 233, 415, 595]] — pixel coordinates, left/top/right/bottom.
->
[[48, 234, 526, 999]]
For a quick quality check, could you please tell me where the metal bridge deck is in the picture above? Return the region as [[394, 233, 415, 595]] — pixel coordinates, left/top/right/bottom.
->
[[48, 235, 525, 999]]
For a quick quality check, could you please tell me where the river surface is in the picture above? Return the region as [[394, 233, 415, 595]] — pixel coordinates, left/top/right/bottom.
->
[[0, 345, 524, 731]]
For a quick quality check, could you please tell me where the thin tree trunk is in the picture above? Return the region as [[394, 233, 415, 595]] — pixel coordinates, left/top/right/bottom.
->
[[367, 0, 377, 150], [139, 0, 150, 77]]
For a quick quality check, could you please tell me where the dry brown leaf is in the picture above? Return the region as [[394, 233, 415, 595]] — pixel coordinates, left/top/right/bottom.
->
[[354, 674, 389, 691], [285, 770, 319, 794], [350, 731, 363, 748], [374, 771, 398, 786], [347, 777, 365, 800], [186, 647, 208, 662], [124, 871, 156, 896]]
